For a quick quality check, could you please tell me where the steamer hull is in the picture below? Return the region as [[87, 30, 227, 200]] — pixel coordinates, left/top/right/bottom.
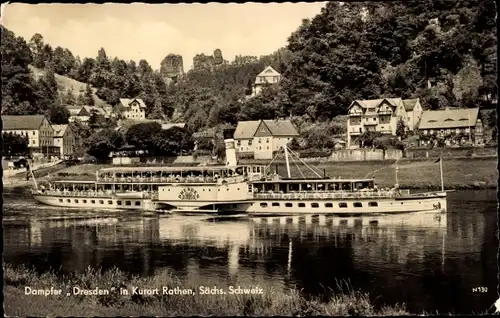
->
[[247, 192, 447, 216]]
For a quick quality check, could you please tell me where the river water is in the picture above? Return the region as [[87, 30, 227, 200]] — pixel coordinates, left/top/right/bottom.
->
[[2, 189, 498, 314]]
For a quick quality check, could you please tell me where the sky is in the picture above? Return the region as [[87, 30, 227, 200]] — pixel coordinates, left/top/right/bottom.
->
[[2, 3, 327, 70]]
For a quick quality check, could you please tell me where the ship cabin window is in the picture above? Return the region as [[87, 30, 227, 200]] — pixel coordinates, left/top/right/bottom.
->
[[288, 183, 300, 191], [272, 202, 280, 207], [260, 203, 268, 208], [325, 203, 333, 208], [285, 203, 293, 207], [311, 203, 319, 208], [117, 201, 122, 206], [341, 183, 353, 191], [248, 185, 253, 193], [125, 201, 131, 206], [327, 183, 340, 191], [298, 203, 306, 208], [339, 202, 348, 208], [135, 201, 141, 206], [108, 200, 113, 205], [83, 200, 87, 203], [59, 199, 63, 203], [66, 199, 71, 203], [91, 200, 96, 204], [99, 200, 104, 204], [368, 202, 378, 207], [354, 181, 374, 191], [353, 202, 362, 208]]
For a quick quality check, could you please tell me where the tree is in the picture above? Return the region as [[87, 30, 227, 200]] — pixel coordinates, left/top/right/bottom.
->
[[87, 109, 107, 129], [125, 122, 162, 152], [61, 87, 76, 106], [29, 33, 46, 68], [358, 131, 383, 148], [48, 104, 70, 124], [81, 84, 94, 106], [396, 118, 407, 139], [1, 27, 39, 115], [151, 127, 195, 155], [85, 129, 123, 162], [2, 132, 29, 157]]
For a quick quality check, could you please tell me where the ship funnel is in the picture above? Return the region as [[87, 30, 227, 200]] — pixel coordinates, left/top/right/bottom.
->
[[223, 129, 237, 166]]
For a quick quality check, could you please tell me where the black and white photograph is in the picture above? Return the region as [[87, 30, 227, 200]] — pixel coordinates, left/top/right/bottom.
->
[[1, 1, 498, 316]]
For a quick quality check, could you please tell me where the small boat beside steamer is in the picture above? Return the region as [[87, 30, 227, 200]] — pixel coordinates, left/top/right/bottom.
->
[[30, 136, 448, 215]]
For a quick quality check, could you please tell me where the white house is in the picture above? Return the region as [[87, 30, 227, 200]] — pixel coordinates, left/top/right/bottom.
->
[[2, 115, 58, 156], [234, 119, 299, 159], [346, 98, 423, 148], [116, 98, 147, 120], [252, 66, 282, 96], [53, 124, 77, 158]]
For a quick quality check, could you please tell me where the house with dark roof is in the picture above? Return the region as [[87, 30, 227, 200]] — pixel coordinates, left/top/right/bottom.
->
[[346, 97, 423, 148], [233, 119, 299, 159], [53, 124, 77, 158], [2, 115, 59, 156], [417, 108, 484, 146], [115, 98, 146, 120]]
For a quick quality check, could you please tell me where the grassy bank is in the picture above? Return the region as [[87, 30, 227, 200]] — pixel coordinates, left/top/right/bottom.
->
[[3, 263, 409, 317], [5, 158, 497, 190]]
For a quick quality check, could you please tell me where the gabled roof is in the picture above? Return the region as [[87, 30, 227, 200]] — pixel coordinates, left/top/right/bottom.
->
[[234, 121, 261, 139], [349, 97, 415, 111], [234, 120, 299, 139], [119, 98, 147, 109], [2, 115, 47, 130], [52, 124, 69, 137], [256, 66, 281, 78], [263, 120, 299, 136], [418, 108, 480, 130], [162, 123, 186, 130], [403, 98, 419, 111], [351, 99, 385, 109]]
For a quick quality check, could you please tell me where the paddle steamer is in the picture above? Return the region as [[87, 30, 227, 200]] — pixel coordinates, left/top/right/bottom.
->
[[31, 136, 448, 215]]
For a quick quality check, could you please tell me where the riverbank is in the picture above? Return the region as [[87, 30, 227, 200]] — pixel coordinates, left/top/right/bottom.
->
[[4, 157, 497, 190], [3, 263, 410, 316]]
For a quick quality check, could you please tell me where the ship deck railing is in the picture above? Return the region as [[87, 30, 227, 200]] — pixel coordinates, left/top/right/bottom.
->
[[253, 190, 409, 200], [32, 190, 159, 200], [97, 175, 248, 184]]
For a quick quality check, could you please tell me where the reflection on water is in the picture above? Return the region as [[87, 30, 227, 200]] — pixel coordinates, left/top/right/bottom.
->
[[2, 190, 497, 314]]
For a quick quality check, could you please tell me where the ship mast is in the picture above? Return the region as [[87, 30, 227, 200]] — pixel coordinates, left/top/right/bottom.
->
[[284, 145, 291, 178]]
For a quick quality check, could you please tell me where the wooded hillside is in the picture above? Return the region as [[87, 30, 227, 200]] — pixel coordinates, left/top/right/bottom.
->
[[1, 0, 497, 132]]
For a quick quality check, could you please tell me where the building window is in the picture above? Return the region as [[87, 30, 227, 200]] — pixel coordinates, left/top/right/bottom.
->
[[237, 140, 241, 146], [66, 199, 71, 203], [135, 201, 141, 206], [248, 140, 252, 146], [125, 201, 131, 206], [83, 200, 87, 203], [266, 138, 270, 143], [117, 201, 122, 205]]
